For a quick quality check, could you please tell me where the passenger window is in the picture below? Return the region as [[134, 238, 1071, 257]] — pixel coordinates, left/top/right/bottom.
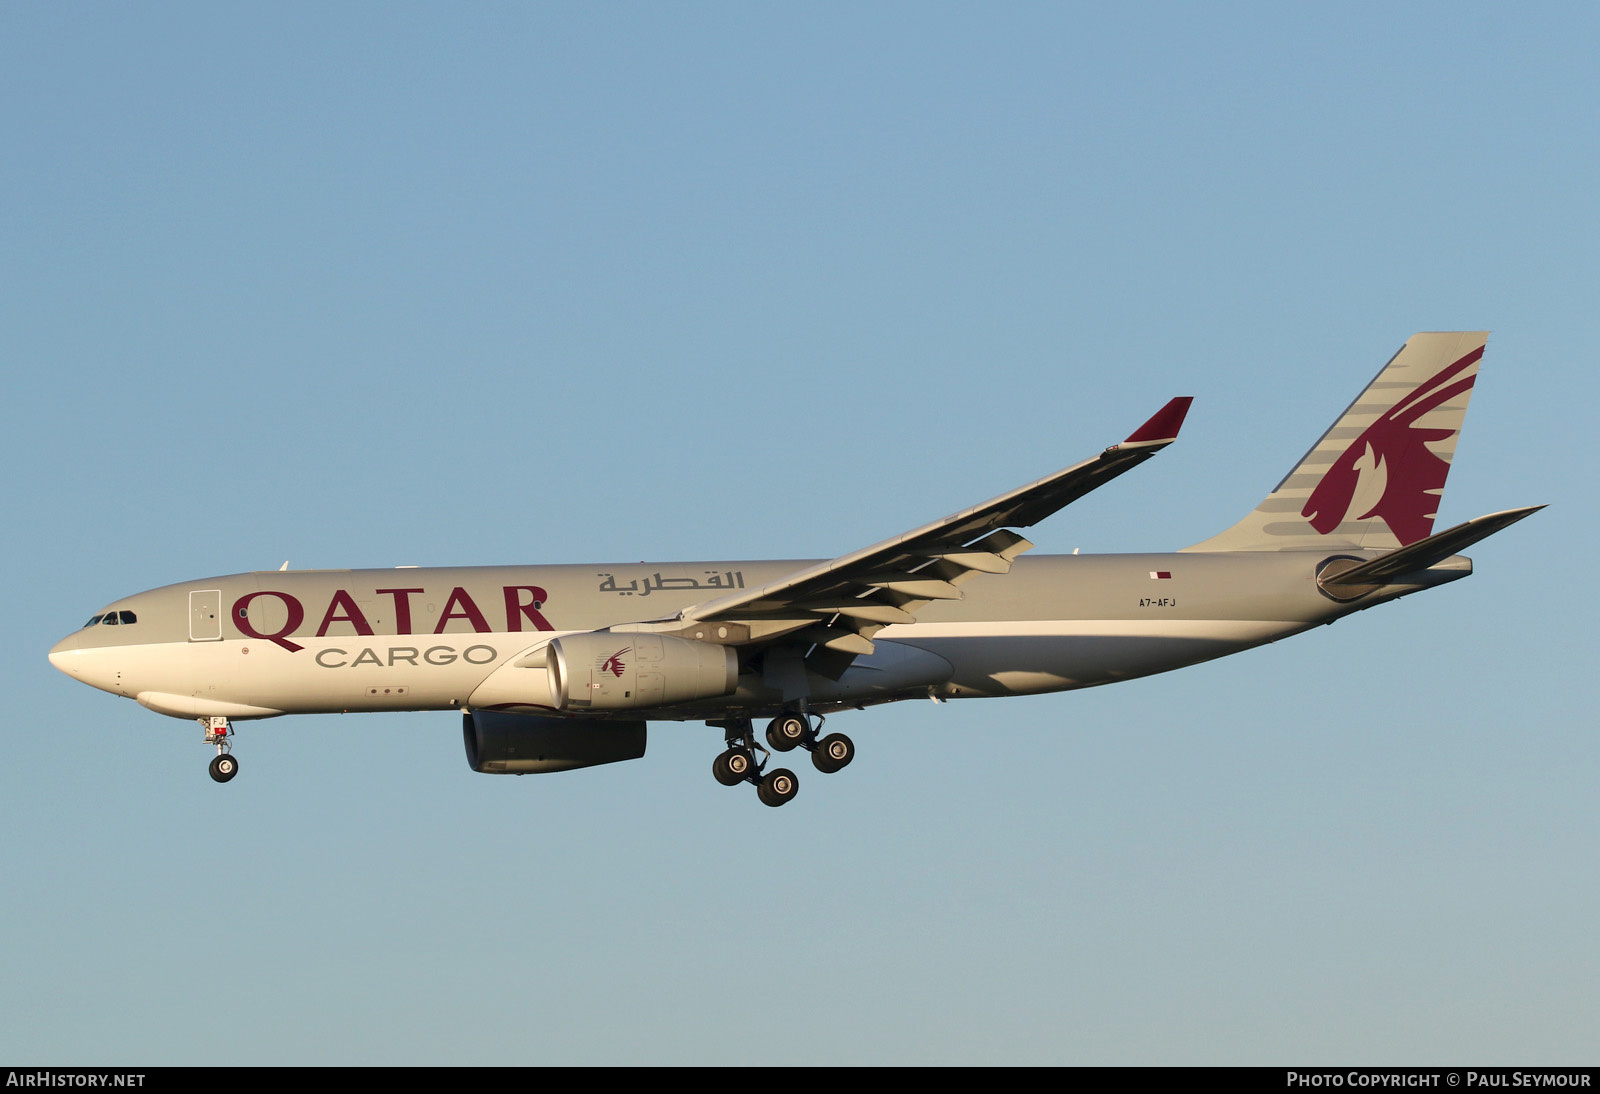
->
[[119, 611, 137, 625]]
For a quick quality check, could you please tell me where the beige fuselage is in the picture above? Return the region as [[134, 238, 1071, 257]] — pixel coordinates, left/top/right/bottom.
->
[[47, 550, 1460, 724]]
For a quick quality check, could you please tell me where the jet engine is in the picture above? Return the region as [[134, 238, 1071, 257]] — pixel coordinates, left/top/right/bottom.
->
[[462, 709, 646, 774], [545, 632, 737, 711]]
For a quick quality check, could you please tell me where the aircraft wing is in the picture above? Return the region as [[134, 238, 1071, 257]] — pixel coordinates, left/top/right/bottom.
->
[[665, 397, 1193, 678]]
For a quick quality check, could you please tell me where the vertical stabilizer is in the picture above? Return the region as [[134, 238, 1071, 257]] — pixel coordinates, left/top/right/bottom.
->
[[1184, 332, 1488, 552]]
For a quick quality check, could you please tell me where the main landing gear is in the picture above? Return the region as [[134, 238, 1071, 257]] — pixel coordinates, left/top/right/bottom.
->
[[710, 713, 855, 807], [712, 720, 796, 807], [764, 712, 855, 775], [201, 716, 238, 783]]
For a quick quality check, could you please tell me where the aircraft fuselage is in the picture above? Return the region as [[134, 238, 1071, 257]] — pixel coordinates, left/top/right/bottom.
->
[[48, 549, 1462, 723]]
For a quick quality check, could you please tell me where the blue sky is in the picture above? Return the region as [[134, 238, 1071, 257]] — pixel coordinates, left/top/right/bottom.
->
[[3, 2, 1595, 1064]]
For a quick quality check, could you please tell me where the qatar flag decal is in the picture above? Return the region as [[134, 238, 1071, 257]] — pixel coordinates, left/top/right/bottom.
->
[[1149, 571, 1172, 579]]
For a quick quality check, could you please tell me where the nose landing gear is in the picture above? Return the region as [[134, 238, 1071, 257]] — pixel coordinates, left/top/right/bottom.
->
[[201, 716, 238, 783]]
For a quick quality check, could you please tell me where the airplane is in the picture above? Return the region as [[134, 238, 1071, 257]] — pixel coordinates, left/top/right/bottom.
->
[[48, 332, 1540, 806]]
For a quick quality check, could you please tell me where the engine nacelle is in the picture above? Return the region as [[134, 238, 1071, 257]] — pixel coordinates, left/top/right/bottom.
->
[[546, 631, 738, 711], [462, 709, 646, 774]]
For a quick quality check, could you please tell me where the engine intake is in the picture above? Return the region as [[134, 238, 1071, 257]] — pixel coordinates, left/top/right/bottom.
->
[[546, 632, 737, 711]]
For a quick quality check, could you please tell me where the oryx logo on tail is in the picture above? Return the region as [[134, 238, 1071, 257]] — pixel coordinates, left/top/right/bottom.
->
[[1301, 347, 1482, 546], [1181, 332, 1489, 554]]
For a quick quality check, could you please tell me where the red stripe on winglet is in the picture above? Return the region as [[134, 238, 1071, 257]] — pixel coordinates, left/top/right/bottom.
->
[[1123, 396, 1193, 444]]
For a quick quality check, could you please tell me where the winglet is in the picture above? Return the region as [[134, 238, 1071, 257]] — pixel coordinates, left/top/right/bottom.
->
[[1119, 396, 1193, 447]]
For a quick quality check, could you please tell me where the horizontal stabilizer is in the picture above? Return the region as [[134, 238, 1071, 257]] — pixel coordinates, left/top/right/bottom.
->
[[1318, 505, 1544, 596]]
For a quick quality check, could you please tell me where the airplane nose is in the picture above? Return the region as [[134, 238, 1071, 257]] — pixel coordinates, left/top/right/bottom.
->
[[48, 633, 81, 677], [50, 629, 132, 697], [49, 632, 122, 694]]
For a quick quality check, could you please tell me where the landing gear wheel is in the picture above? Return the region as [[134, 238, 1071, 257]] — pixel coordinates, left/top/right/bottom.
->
[[811, 732, 855, 774], [757, 767, 798, 807], [766, 714, 809, 752], [713, 747, 754, 787], [200, 717, 237, 783]]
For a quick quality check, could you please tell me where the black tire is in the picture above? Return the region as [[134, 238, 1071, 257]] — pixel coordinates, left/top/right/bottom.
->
[[811, 732, 854, 774], [765, 714, 808, 752], [757, 767, 798, 807], [713, 748, 754, 787], [209, 754, 238, 783]]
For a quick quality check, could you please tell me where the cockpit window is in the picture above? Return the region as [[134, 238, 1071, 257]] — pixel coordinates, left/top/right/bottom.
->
[[118, 611, 137, 624], [102, 613, 119, 625], [84, 614, 104, 628], [83, 611, 136, 628]]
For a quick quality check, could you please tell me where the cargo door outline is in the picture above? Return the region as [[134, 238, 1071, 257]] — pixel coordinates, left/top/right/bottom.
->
[[190, 590, 222, 641]]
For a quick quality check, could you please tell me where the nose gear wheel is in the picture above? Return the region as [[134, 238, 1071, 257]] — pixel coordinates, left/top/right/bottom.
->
[[200, 716, 238, 784]]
